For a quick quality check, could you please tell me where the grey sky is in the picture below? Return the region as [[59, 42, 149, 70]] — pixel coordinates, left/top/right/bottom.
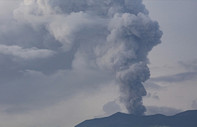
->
[[0, 0, 196, 127], [143, 0, 197, 115]]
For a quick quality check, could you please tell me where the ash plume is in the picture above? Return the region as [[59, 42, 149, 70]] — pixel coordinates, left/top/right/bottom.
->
[[14, 0, 162, 115]]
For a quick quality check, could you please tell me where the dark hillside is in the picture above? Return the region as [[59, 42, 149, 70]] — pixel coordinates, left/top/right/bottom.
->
[[75, 110, 197, 127]]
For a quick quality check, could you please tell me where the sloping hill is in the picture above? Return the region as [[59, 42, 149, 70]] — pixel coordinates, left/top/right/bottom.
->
[[75, 110, 197, 127]]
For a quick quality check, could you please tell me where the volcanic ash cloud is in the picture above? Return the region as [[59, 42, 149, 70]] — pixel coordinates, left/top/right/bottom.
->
[[14, 0, 162, 115]]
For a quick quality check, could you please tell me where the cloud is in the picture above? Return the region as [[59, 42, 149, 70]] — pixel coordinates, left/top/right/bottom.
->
[[103, 101, 121, 116], [144, 80, 163, 90], [12, 0, 163, 115], [179, 60, 197, 71], [149, 60, 197, 84], [146, 106, 182, 116], [150, 72, 197, 83], [0, 0, 162, 126], [0, 44, 55, 59], [0, 1, 116, 114], [0, 68, 113, 114], [146, 92, 159, 100]]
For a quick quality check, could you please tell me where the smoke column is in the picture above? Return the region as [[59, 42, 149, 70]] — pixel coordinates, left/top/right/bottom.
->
[[15, 0, 162, 115]]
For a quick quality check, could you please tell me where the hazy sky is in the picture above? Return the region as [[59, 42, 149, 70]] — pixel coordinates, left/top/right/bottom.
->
[[143, 0, 197, 112], [0, 0, 196, 127]]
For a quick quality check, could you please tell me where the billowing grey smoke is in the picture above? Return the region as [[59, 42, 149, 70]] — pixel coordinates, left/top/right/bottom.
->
[[100, 12, 163, 115], [13, 0, 162, 115]]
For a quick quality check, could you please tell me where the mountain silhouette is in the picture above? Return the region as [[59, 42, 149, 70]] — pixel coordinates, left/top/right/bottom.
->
[[75, 110, 197, 127]]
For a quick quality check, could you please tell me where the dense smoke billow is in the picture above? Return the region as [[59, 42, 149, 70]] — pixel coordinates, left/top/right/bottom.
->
[[1, 0, 162, 115]]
